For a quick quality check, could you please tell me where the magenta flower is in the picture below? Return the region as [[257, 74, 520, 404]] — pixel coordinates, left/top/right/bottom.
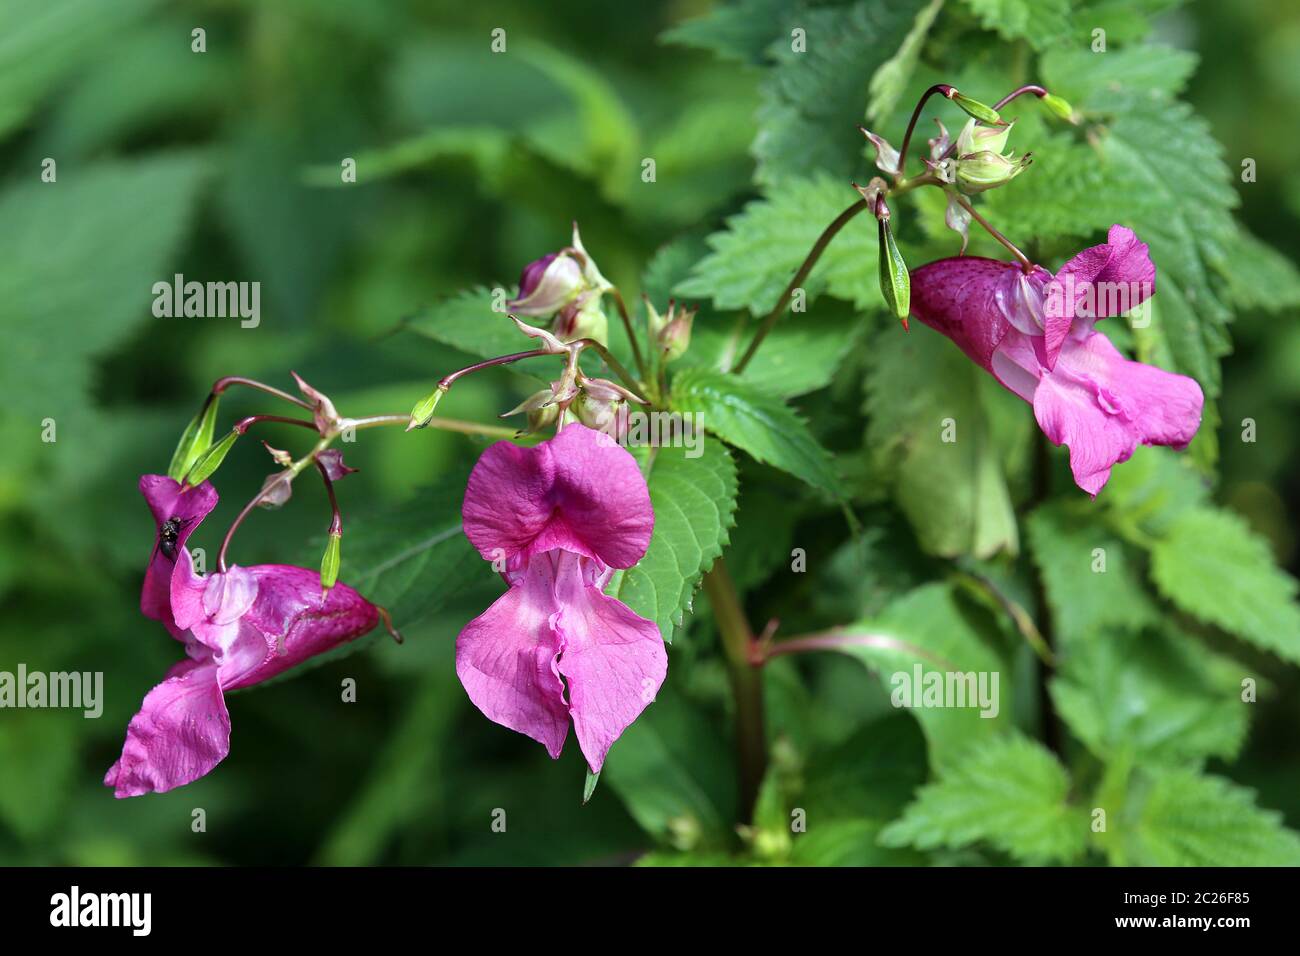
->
[[106, 476, 379, 797], [457, 424, 665, 772], [909, 225, 1203, 495]]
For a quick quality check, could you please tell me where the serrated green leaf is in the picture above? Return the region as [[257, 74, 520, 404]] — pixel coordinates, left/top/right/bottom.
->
[[404, 287, 533, 362], [866, 0, 945, 124], [0, 154, 208, 421], [678, 174, 879, 314], [1041, 45, 1197, 107], [754, 0, 931, 184], [961, 0, 1073, 50], [1116, 768, 1300, 866], [1025, 503, 1159, 646], [1149, 506, 1300, 664], [670, 368, 843, 497], [880, 732, 1088, 864], [865, 329, 1020, 558], [609, 441, 738, 643], [1050, 626, 1249, 766]]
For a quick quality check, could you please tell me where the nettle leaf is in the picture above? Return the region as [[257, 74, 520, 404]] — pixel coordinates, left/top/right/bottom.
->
[[1050, 627, 1249, 767], [0, 154, 208, 422], [670, 368, 843, 497], [1115, 768, 1300, 866], [865, 329, 1021, 559], [866, 0, 944, 124], [835, 583, 1011, 769], [1025, 503, 1160, 647], [961, 0, 1073, 50], [678, 174, 879, 314], [609, 441, 738, 643], [754, 0, 931, 184], [879, 732, 1088, 864], [1149, 506, 1300, 665], [1070, 0, 1188, 46], [1220, 228, 1300, 314]]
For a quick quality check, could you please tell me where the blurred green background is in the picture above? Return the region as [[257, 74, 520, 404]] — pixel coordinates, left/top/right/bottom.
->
[[0, 0, 1297, 865]]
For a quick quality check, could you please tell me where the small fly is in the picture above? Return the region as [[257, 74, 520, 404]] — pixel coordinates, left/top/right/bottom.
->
[[158, 516, 187, 561]]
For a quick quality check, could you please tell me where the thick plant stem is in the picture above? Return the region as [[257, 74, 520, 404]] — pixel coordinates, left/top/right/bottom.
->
[[701, 559, 766, 823], [733, 198, 869, 374]]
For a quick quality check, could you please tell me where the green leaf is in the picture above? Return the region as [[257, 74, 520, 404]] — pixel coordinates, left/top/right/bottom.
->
[[754, 0, 932, 184], [864, 329, 1020, 558], [670, 368, 843, 497], [866, 0, 945, 124], [345, 502, 483, 632], [790, 819, 925, 866], [1041, 45, 1197, 107], [601, 684, 738, 848], [678, 174, 879, 315], [404, 287, 533, 363], [0, 0, 158, 139], [1220, 228, 1300, 314], [1025, 503, 1159, 647], [609, 441, 738, 643], [661, 0, 798, 66], [880, 732, 1088, 864], [961, 0, 1073, 50], [836, 583, 1012, 768], [1116, 768, 1300, 866], [0, 154, 208, 421], [1050, 626, 1249, 766], [1149, 506, 1300, 664]]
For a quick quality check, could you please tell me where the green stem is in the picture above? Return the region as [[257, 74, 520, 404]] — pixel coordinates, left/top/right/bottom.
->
[[610, 288, 649, 382], [701, 559, 766, 823], [577, 338, 651, 405]]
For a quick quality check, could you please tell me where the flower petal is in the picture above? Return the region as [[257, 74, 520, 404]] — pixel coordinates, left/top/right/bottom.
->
[[455, 554, 570, 758], [462, 424, 653, 569], [910, 256, 1052, 372], [139, 475, 217, 635], [1042, 224, 1156, 367], [552, 553, 666, 773], [104, 658, 230, 798], [1033, 331, 1203, 495]]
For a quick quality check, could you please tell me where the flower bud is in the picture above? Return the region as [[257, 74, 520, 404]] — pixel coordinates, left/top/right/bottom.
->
[[1041, 92, 1077, 123], [167, 394, 221, 482], [859, 127, 900, 176], [553, 292, 609, 345], [568, 222, 613, 293], [658, 303, 695, 362], [947, 89, 1002, 125], [955, 149, 1031, 194], [956, 118, 1014, 157], [573, 377, 638, 439], [292, 372, 342, 434], [406, 384, 447, 431], [507, 252, 585, 316]]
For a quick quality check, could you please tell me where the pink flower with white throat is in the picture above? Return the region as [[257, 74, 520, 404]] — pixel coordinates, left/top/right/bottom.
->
[[456, 423, 665, 773], [909, 225, 1203, 495]]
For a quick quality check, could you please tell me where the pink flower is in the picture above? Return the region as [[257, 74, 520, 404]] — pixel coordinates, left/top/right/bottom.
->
[[909, 225, 1203, 495], [457, 424, 664, 772], [106, 477, 379, 797]]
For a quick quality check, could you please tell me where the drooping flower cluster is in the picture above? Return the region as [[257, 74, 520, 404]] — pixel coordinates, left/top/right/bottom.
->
[[105, 476, 381, 797], [456, 423, 666, 772], [909, 225, 1204, 495]]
